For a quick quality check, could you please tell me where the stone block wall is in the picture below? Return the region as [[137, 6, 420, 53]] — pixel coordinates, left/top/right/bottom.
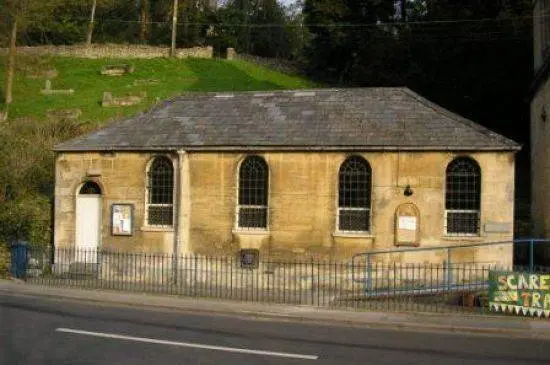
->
[[0, 44, 213, 59], [55, 150, 516, 266], [54, 152, 176, 255], [232, 51, 300, 75], [531, 78, 550, 245], [187, 151, 515, 265]]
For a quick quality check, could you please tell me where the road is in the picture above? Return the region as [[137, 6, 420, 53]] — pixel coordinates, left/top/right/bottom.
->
[[1, 292, 549, 365]]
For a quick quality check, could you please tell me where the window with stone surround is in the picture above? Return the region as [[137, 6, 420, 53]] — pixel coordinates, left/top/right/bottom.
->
[[445, 157, 481, 235], [146, 156, 174, 226], [237, 156, 268, 229], [338, 156, 372, 232]]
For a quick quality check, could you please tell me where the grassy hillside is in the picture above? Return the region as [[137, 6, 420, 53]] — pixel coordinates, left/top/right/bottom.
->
[[0, 55, 316, 251], [1, 55, 316, 124]]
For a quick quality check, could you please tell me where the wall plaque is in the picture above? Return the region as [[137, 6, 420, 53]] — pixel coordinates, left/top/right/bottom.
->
[[395, 203, 420, 246], [239, 249, 259, 269]]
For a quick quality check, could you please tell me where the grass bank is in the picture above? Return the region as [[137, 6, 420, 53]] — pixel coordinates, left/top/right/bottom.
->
[[1, 55, 315, 124]]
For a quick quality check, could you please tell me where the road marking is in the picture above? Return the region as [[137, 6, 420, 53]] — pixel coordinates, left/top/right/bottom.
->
[[55, 328, 318, 360]]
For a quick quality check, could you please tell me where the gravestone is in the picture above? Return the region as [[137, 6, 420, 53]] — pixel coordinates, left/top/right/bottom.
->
[[227, 48, 236, 60], [101, 64, 135, 76], [46, 108, 82, 121], [40, 80, 74, 95], [102, 91, 146, 107], [130, 79, 159, 87]]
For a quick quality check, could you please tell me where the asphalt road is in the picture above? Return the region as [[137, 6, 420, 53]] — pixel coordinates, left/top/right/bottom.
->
[[1, 292, 550, 365]]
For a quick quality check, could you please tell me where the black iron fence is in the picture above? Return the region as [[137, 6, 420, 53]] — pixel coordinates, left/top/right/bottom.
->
[[9, 244, 550, 314]]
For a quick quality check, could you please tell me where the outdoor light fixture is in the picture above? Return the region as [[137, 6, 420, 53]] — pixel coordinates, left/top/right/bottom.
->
[[404, 185, 413, 197]]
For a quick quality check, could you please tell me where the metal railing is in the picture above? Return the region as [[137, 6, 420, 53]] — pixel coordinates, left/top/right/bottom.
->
[[10, 243, 550, 314], [352, 240, 512, 292]]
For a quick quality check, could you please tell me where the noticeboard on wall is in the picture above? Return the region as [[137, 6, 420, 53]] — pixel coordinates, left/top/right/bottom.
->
[[111, 204, 133, 236]]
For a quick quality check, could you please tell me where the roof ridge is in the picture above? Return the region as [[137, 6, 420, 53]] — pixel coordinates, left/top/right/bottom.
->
[[400, 88, 520, 148]]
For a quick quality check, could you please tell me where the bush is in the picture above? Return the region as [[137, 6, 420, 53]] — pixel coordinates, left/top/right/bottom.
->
[[0, 115, 84, 251], [0, 243, 9, 278]]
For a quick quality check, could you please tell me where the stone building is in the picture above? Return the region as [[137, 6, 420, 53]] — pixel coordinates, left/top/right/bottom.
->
[[531, 1, 550, 238], [54, 88, 519, 265]]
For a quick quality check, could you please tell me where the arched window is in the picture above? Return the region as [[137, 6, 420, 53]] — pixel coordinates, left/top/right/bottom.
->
[[147, 156, 174, 226], [238, 156, 268, 229], [445, 157, 481, 235], [338, 156, 372, 232]]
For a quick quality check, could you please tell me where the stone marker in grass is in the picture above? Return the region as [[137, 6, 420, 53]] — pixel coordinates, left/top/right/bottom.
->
[[102, 91, 146, 107], [40, 80, 75, 95], [101, 64, 135, 76], [46, 108, 82, 121]]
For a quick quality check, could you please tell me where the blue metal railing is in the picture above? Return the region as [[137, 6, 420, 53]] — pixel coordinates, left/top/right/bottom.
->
[[352, 239, 550, 293]]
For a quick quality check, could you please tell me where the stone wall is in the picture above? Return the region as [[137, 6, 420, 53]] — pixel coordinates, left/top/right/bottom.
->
[[186, 151, 515, 264], [531, 80, 550, 241], [0, 44, 213, 59], [54, 152, 176, 254], [534, 1, 544, 72], [232, 52, 300, 75], [55, 150, 516, 266]]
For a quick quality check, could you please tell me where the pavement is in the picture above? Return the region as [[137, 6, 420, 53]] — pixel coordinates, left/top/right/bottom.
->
[[1, 278, 550, 340]]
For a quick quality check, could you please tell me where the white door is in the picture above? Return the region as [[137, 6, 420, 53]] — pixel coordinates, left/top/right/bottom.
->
[[75, 195, 101, 263]]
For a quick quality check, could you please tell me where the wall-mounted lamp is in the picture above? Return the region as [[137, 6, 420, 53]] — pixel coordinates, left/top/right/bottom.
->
[[404, 185, 413, 197], [542, 107, 547, 122]]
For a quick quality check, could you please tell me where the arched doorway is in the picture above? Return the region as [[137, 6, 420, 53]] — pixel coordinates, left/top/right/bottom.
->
[[75, 181, 102, 263]]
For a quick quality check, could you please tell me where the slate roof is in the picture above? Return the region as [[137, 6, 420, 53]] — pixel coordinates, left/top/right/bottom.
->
[[54, 88, 520, 152]]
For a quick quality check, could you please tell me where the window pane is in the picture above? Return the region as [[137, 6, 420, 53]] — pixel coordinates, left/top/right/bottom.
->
[[447, 212, 479, 234], [339, 209, 370, 231], [445, 158, 480, 210], [148, 206, 173, 226], [339, 156, 371, 208], [147, 157, 174, 226], [239, 156, 268, 206], [238, 207, 267, 229]]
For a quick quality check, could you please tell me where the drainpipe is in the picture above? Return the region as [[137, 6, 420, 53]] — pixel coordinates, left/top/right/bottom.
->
[[172, 150, 182, 284], [172, 150, 187, 284]]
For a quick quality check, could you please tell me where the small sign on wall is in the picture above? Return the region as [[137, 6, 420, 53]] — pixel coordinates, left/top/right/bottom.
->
[[395, 203, 420, 246], [111, 204, 133, 236], [398, 216, 417, 231], [239, 249, 259, 269]]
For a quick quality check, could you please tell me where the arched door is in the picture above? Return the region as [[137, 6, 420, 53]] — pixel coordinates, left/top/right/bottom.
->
[[75, 181, 102, 263]]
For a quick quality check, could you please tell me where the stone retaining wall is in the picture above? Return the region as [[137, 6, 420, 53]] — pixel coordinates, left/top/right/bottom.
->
[[233, 52, 301, 75], [0, 44, 213, 59]]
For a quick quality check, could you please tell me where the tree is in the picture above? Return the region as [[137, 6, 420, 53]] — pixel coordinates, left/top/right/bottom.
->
[[85, 0, 117, 45], [303, 0, 396, 82], [86, 0, 97, 45], [209, 0, 298, 58], [171, 0, 179, 56], [1, 0, 62, 105], [140, 0, 150, 42]]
